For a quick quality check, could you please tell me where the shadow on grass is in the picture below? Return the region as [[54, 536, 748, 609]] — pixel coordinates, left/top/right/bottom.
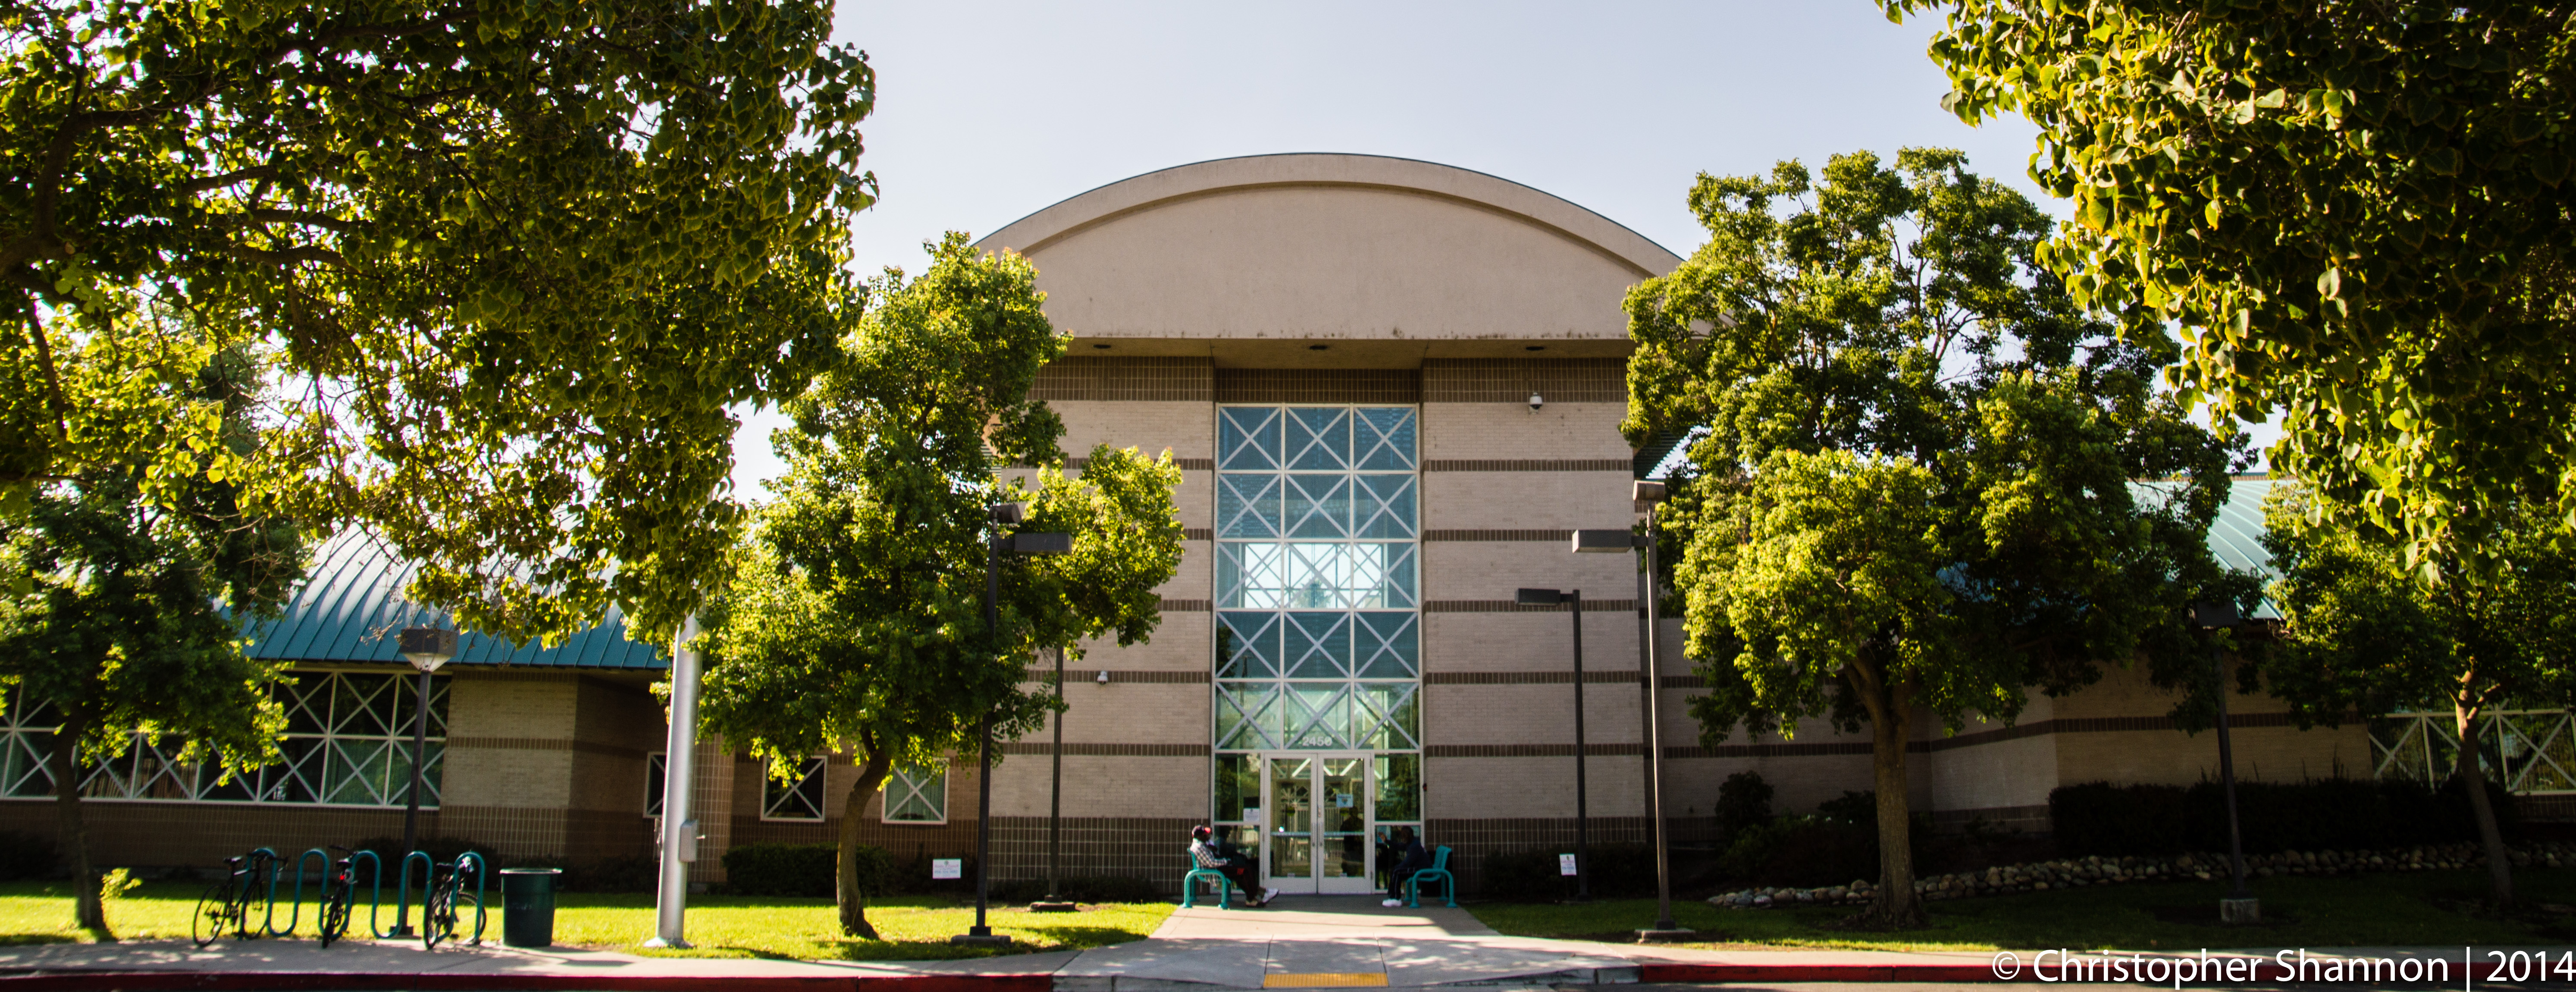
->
[[0, 935, 77, 947]]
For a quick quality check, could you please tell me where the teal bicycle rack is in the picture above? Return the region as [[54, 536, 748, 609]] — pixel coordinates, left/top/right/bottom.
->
[[262, 848, 333, 937], [443, 851, 490, 945], [376, 849, 487, 944]]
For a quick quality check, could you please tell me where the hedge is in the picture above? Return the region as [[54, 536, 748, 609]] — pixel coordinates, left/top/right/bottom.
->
[[1480, 844, 1655, 900], [721, 842, 897, 897], [2049, 777, 2516, 857]]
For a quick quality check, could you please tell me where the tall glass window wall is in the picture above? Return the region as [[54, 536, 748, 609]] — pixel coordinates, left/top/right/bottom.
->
[[1211, 405, 1423, 858]]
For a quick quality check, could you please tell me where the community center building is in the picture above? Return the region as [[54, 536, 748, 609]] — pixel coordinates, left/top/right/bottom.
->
[[1, 154, 2531, 893]]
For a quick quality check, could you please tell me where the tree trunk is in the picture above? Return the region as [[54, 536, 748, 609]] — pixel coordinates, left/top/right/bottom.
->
[[1848, 656, 1924, 929], [2455, 700, 2515, 907], [837, 750, 895, 939], [48, 703, 108, 939]]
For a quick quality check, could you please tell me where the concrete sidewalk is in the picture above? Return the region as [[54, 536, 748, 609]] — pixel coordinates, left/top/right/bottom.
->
[[1, 895, 2551, 989]]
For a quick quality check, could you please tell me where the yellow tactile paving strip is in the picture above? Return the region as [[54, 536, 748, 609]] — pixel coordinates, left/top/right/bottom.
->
[[1263, 974, 1389, 987]]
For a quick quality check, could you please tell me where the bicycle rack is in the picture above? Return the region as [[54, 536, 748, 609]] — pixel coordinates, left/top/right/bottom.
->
[[244, 847, 282, 939], [350, 850, 389, 940], [450, 851, 490, 945], [382, 850, 436, 940], [269, 848, 332, 937]]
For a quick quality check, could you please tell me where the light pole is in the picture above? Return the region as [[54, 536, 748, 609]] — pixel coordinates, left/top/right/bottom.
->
[[1578, 479, 1687, 940], [955, 502, 1071, 946], [1516, 587, 1589, 901], [394, 626, 456, 939], [646, 613, 704, 949], [1032, 644, 1075, 913], [2197, 601, 2259, 925]]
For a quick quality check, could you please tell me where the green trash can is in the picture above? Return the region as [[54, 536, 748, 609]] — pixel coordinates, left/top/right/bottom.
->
[[500, 868, 561, 948]]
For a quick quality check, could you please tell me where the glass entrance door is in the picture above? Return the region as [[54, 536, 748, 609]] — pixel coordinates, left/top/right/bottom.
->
[[1262, 753, 1376, 895]]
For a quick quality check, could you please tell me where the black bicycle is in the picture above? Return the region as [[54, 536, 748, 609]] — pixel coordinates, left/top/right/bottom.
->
[[420, 854, 483, 950], [315, 846, 358, 949], [192, 848, 277, 948]]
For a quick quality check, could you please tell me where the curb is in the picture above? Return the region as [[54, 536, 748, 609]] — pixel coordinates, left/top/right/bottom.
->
[[0, 974, 1056, 992]]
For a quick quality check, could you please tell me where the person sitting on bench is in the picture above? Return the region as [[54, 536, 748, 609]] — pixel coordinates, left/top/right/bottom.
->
[[1191, 825, 1273, 906], [1380, 826, 1431, 907]]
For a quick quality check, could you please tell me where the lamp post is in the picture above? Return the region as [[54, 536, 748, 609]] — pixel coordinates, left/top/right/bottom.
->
[[646, 613, 704, 949], [394, 626, 456, 939], [1516, 587, 1588, 901], [955, 502, 1071, 946], [1032, 644, 1075, 913], [1575, 479, 1687, 940], [2197, 601, 2259, 925]]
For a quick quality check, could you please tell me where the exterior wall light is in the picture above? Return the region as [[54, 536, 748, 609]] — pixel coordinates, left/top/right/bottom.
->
[[1528, 392, 1544, 413], [1095, 669, 1111, 684]]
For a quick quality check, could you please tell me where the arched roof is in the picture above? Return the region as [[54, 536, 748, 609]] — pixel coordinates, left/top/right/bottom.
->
[[975, 154, 1686, 359]]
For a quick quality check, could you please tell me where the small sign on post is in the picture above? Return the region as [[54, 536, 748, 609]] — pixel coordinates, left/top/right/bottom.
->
[[931, 858, 963, 880], [1559, 854, 1579, 877]]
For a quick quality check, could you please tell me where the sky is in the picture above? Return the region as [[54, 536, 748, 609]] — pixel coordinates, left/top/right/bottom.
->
[[728, 0, 2266, 497]]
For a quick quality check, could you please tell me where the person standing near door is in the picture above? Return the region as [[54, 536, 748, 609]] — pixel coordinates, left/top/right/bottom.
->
[[1193, 826, 1275, 906], [1379, 826, 1431, 907]]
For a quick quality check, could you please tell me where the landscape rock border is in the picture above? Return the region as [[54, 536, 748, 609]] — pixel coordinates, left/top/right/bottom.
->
[[1707, 840, 2576, 909]]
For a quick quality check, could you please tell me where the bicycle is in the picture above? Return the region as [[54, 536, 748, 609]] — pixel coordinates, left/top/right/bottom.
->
[[420, 853, 483, 950], [315, 846, 359, 949], [192, 848, 277, 948]]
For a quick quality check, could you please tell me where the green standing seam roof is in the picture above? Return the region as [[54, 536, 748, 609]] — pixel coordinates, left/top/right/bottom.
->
[[239, 531, 669, 670]]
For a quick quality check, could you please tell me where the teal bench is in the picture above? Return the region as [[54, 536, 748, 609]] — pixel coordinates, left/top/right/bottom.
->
[[1402, 845, 1455, 908], [1182, 856, 1238, 909]]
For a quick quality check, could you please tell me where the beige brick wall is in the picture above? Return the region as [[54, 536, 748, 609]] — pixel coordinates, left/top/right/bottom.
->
[[1423, 611, 1641, 675], [1421, 402, 1627, 461], [1420, 473, 1637, 531]]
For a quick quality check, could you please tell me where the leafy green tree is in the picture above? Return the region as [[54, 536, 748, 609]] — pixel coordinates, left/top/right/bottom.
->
[[2, 0, 877, 646], [1627, 149, 2247, 927], [1885, 0, 2576, 576], [697, 235, 1183, 938], [2258, 485, 2576, 907], [0, 345, 304, 938]]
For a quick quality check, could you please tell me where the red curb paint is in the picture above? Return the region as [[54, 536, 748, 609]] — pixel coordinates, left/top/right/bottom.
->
[[1640, 963, 2008, 983], [0, 973, 1056, 992]]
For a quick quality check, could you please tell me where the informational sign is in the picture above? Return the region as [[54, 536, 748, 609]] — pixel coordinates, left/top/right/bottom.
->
[[1243, 808, 1261, 825], [1559, 854, 1579, 876], [1336, 792, 1355, 809], [931, 858, 963, 880]]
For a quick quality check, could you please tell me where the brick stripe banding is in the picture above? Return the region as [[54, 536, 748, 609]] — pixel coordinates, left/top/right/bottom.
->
[[1158, 599, 1212, 612], [1025, 457, 1214, 471], [1421, 358, 1626, 403], [1423, 671, 1639, 685], [1420, 458, 1631, 472], [1649, 711, 2336, 759], [443, 736, 647, 760], [1022, 669, 1210, 684], [1030, 356, 1213, 402], [1426, 743, 1646, 757], [1212, 368, 1422, 404], [1181, 527, 1213, 541], [1423, 600, 1637, 612], [1420, 529, 1571, 541], [996, 742, 1210, 757]]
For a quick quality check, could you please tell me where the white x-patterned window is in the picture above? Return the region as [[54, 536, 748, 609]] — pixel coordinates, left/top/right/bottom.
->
[[1213, 404, 1420, 756], [882, 764, 947, 823], [0, 672, 446, 807], [762, 757, 828, 821]]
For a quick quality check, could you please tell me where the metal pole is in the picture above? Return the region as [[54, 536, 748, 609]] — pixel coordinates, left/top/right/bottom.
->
[[970, 534, 999, 938], [1642, 509, 1676, 933], [395, 667, 431, 936], [1634, 553, 1656, 875], [2215, 639, 2250, 899], [1048, 646, 1065, 900], [1571, 589, 1589, 901], [647, 614, 702, 948]]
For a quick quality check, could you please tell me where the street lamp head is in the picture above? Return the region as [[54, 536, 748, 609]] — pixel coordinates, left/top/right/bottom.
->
[[988, 502, 1028, 526], [1516, 587, 1567, 606], [2194, 601, 2242, 629], [1008, 532, 1074, 555], [398, 627, 457, 672], [1631, 480, 1667, 507], [1571, 530, 1638, 554]]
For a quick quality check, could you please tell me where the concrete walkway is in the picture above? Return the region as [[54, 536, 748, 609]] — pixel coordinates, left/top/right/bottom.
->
[[2, 896, 2555, 989]]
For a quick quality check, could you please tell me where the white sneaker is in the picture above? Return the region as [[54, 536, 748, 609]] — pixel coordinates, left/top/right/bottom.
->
[[1382, 898, 1404, 907]]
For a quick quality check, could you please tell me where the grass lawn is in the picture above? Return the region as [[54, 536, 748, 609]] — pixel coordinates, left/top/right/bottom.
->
[[1470, 867, 2576, 952], [0, 881, 1169, 961]]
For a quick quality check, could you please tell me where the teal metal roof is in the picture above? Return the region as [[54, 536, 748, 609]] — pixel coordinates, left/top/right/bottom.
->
[[2132, 476, 2281, 619], [241, 531, 668, 669]]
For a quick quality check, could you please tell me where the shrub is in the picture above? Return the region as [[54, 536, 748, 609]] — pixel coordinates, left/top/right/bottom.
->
[[1478, 843, 1654, 900], [722, 842, 896, 898], [989, 875, 1163, 903], [1716, 772, 1775, 839], [0, 831, 57, 880], [572, 854, 659, 893], [2049, 777, 2519, 857], [1716, 816, 1879, 888]]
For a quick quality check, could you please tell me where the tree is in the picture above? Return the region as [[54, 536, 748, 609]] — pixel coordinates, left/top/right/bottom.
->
[[697, 234, 1183, 938], [2257, 484, 2576, 907], [0, 344, 304, 938], [1626, 148, 2247, 927], [3, 0, 877, 646], [1885, 0, 2576, 577]]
